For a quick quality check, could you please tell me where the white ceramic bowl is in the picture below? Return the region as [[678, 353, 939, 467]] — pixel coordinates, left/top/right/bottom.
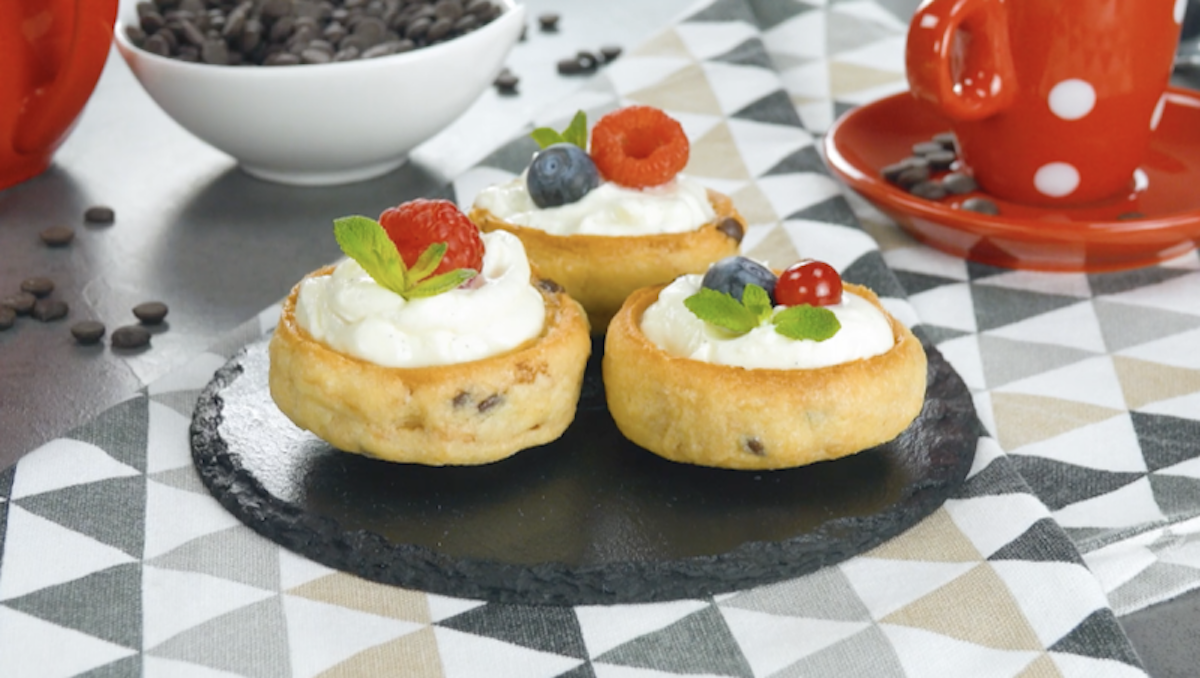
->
[[115, 1, 525, 186]]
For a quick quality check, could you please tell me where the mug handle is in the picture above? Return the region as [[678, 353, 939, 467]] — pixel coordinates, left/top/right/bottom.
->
[[905, 0, 1017, 121], [13, 0, 117, 155]]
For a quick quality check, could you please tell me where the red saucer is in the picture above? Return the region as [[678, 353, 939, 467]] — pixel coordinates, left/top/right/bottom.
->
[[823, 87, 1200, 272]]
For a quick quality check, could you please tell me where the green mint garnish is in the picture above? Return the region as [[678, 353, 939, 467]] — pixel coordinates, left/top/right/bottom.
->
[[333, 216, 476, 300], [531, 110, 588, 150], [773, 304, 841, 341], [683, 283, 841, 341]]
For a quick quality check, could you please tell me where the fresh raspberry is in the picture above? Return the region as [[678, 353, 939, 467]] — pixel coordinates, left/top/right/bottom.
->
[[589, 106, 689, 188], [378, 199, 485, 276]]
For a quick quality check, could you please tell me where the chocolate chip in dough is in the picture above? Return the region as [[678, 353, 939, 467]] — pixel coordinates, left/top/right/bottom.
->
[[133, 301, 170, 325], [84, 206, 115, 224], [0, 306, 15, 331], [535, 278, 564, 294], [20, 277, 55, 297], [2, 292, 36, 315], [31, 299, 68, 322], [71, 321, 107, 344], [716, 216, 744, 243], [39, 226, 76, 247], [111, 325, 152, 349]]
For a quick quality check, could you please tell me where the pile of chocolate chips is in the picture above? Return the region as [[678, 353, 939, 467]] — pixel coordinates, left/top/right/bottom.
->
[[125, 0, 503, 66], [881, 132, 1000, 216]]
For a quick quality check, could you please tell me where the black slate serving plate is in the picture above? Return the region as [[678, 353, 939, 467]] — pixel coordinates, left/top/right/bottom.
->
[[191, 337, 978, 605]]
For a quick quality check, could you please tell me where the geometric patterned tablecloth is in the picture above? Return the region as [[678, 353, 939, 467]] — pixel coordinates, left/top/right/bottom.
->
[[0, 0, 1196, 676]]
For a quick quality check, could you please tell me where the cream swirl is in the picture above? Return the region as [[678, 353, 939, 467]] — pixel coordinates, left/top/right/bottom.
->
[[641, 274, 895, 370], [294, 230, 544, 368]]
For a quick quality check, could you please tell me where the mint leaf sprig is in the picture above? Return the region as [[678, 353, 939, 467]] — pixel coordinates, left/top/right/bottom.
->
[[684, 284, 842, 342], [531, 110, 588, 150], [333, 216, 476, 300]]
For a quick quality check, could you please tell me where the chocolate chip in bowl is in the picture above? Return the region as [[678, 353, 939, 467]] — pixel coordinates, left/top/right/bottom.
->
[[114, 0, 526, 185]]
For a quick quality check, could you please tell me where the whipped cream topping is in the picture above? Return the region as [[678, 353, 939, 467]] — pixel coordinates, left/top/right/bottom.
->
[[294, 230, 545, 368], [641, 274, 895, 370], [472, 175, 716, 236]]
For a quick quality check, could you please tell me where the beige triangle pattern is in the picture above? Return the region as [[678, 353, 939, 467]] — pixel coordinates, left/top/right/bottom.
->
[[744, 224, 799, 269], [858, 214, 917, 252], [1016, 653, 1065, 678], [883, 564, 1044, 651], [866, 508, 983, 563], [631, 27, 691, 58], [1112, 355, 1200, 410], [684, 121, 752, 180], [728, 182, 779, 227], [626, 63, 724, 115], [829, 61, 908, 98], [287, 573, 432, 624], [990, 393, 1123, 451], [791, 93, 823, 106], [317, 626, 443, 678]]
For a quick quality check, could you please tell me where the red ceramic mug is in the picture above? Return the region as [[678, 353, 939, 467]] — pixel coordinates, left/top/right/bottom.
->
[[906, 0, 1183, 206], [0, 0, 117, 192]]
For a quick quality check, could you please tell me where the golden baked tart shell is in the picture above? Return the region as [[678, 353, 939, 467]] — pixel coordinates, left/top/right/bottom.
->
[[268, 266, 591, 466], [602, 283, 928, 471], [468, 189, 744, 333]]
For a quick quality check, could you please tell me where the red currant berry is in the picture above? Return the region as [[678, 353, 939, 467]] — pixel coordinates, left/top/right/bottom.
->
[[775, 260, 842, 307]]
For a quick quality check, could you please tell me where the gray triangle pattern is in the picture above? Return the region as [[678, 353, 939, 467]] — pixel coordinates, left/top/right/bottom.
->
[[841, 250, 909, 300], [67, 394, 150, 473], [1087, 267, 1195, 297], [773, 624, 906, 678], [1148, 474, 1200, 522], [77, 655, 141, 678], [720, 566, 871, 621], [148, 595, 292, 678], [1094, 299, 1200, 352], [913, 324, 969, 347], [14, 475, 146, 559], [595, 605, 754, 677], [733, 90, 806, 128], [205, 316, 268, 359], [687, 0, 760, 24], [970, 285, 1086, 333], [149, 466, 211, 495], [977, 334, 1097, 389], [750, 0, 815, 31], [826, 8, 902, 55], [1110, 562, 1200, 616], [712, 37, 778, 70], [1, 563, 141, 650], [149, 389, 204, 420], [147, 525, 281, 592], [763, 145, 827, 177]]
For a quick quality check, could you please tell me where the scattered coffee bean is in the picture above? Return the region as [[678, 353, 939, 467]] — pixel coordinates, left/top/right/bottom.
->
[[933, 131, 957, 150], [133, 301, 170, 325], [2, 292, 37, 315], [84, 205, 115, 224], [576, 50, 599, 71], [39, 226, 76, 247], [111, 325, 152, 349], [925, 150, 956, 171], [0, 307, 14, 331], [557, 56, 584, 75], [941, 172, 978, 195], [537, 11, 559, 31], [961, 197, 1000, 215], [32, 299, 69, 322], [599, 45, 622, 62], [494, 69, 518, 93], [20, 277, 55, 297], [910, 180, 947, 200], [71, 321, 107, 345], [1117, 212, 1146, 220], [912, 141, 944, 157]]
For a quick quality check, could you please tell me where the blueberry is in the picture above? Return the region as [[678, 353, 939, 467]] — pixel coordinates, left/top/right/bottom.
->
[[526, 143, 600, 208], [701, 256, 778, 305]]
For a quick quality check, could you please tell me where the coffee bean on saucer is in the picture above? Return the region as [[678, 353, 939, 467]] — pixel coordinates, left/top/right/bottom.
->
[[925, 150, 956, 171], [600, 45, 622, 62], [0, 306, 15, 331], [494, 69, 518, 93], [913, 141, 944, 157], [133, 301, 170, 325], [20, 277, 55, 297], [2, 292, 36, 315], [538, 12, 559, 31], [84, 205, 115, 224], [71, 321, 106, 344], [881, 159, 916, 182], [941, 172, 978, 195], [1117, 212, 1146, 220], [39, 226, 76, 247], [961, 197, 1000, 215], [933, 131, 957, 150], [111, 325, 152, 349], [895, 161, 932, 190], [32, 299, 68, 322], [910, 180, 947, 200]]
